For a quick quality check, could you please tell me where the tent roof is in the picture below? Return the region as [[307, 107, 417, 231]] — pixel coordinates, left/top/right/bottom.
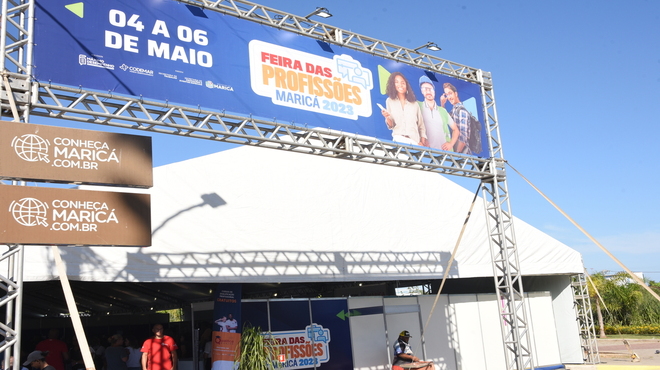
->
[[22, 145, 583, 284]]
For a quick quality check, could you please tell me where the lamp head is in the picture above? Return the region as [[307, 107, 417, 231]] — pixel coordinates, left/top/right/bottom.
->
[[414, 42, 441, 52], [305, 7, 332, 19]]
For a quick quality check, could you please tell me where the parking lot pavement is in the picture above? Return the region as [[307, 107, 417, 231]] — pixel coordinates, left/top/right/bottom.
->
[[565, 338, 660, 369]]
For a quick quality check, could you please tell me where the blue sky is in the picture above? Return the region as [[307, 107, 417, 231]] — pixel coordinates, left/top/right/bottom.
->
[[245, 0, 660, 278], [28, 0, 660, 278]]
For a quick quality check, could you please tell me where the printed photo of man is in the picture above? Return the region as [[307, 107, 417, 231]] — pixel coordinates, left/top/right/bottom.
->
[[417, 76, 459, 151]]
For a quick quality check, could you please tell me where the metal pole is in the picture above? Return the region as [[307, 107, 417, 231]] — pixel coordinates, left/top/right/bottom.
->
[[51, 246, 96, 370]]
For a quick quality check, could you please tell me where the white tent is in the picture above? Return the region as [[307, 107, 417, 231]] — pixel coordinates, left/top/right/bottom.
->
[[17, 146, 587, 367], [23, 145, 583, 283]]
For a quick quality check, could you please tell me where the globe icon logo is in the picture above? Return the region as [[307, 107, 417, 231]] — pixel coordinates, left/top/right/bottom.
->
[[9, 197, 49, 227], [11, 134, 50, 163]]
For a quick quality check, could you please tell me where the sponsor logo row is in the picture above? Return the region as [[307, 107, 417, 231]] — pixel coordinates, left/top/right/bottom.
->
[[78, 54, 234, 91]]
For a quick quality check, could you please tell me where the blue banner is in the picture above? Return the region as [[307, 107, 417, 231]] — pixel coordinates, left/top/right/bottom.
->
[[34, 0, 488, 157], [241, 299, 353, 370], [310, 299, 353, 370]]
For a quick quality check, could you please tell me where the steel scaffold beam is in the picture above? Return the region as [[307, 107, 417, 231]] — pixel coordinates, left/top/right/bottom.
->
[[0, 0, 31, 368], [572, 274, 600, 364], [481, 163, 534, 370], [18, 75, 489, 178]]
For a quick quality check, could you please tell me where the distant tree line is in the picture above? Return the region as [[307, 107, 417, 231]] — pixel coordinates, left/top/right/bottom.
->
[[588, 271, 660, 337]]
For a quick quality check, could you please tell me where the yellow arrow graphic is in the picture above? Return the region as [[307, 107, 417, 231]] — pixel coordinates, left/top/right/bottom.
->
[[65, 2, 84, 18]]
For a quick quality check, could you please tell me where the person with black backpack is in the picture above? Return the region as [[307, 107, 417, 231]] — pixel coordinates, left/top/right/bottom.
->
[[440, 82, 482, 155]]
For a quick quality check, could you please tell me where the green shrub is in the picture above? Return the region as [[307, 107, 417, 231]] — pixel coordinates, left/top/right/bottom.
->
[[596, 325, 660, 335], [235, 324, 281, 370]]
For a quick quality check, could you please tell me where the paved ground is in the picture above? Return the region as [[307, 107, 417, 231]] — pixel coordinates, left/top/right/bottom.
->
[[564, 338, 660, 370]]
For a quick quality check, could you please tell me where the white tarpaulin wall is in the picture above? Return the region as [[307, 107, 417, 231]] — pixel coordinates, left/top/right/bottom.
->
[[348, 293, 565, 370], [21, 145, 583, 283]]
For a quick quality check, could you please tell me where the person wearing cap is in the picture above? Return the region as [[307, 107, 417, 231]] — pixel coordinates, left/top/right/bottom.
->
[[417, 76, 459, 152], [392, 331, 434, 370], [23, 351, 56, 370]]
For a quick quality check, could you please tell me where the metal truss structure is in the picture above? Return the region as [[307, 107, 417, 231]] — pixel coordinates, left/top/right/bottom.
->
[[481, 176, 534, 369], [572, 274, 600, 364], [0, 243, 23, 370], [0, 0, 535, 369]]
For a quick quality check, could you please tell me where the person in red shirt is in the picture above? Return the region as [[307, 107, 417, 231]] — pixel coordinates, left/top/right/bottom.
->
[[140, 324, 178, 370], [35, 329, 69, 370]]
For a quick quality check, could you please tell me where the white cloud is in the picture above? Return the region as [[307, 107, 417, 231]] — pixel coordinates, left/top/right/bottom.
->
[[590, 231, 660, 254], [571, 231, 660, 278], [534, 225, 660, 276]]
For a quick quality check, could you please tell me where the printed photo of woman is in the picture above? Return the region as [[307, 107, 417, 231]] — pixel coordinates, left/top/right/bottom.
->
[[380, 72, 428, 146]]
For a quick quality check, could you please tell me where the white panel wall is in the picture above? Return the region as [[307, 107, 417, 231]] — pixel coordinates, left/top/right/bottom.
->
[[475, 294, 507, 370], [349, 292, 570, 370], [525, 291, 562, 367], [447, 294, 487, 370], [349, 297, 389, 370], [418, 295, 456, 370], [524, 275, 583, 363]]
